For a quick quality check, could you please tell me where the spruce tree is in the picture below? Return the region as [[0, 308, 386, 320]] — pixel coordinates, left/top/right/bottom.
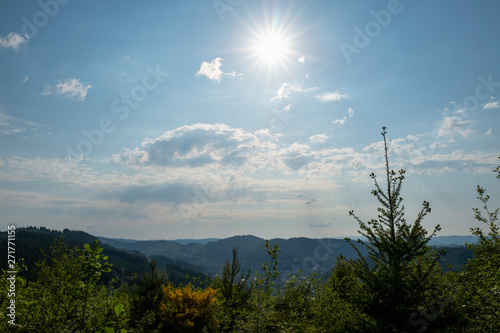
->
[[346, 127, 443, 332], [216, 247, 253, 332]]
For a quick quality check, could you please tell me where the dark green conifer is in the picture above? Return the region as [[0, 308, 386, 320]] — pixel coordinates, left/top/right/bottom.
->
[[346, 127, 442, 332]]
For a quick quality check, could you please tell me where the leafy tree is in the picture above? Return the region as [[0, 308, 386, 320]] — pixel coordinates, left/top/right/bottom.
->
[[459, 185, 500, 331], [312, 258, 376, 332], [274, 271, 320, 332], [346, 127, 443, 332], [258, 240, 280, 294], [245, 240, 280, 332], [0, 238, 114, 332]]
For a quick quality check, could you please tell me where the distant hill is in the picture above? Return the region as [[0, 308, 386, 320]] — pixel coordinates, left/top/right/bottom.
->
[[99, 234, 477, 276], [170, 238, 220, 245], [429, 235, 479, 246], [100, 234, 362, 275], [3, 228, 475, 282], [0, 227, 210, 286]]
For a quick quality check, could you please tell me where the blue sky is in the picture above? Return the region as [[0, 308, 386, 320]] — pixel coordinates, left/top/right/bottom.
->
[[0, 0, 499, 240]]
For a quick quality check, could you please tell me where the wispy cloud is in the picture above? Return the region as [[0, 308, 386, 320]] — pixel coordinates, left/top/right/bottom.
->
[[332, 107, 354, 125], [0, 107, 44, 135], [309, 134, 329, 143], [348, 107, 354, 117], [298, 56, 305, 63], [20, 76, 29, 85], [225, 70, 243, 79], [332, 117, 347, 125], [438, 115, 473, 138], [316, 91, 348, 102], [271, 83, 319, 101], [483, 101, 499, 109], [309, 221, 332, 228], [0, 32, 28, 50], [42, 78, 92, 101]]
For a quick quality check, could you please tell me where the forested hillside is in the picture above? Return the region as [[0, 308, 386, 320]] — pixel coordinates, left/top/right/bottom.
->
[[0, 227, 210, 286]]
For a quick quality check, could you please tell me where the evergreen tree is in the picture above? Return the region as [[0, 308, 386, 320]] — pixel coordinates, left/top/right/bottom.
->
[[214, 247, 253, 332], [346, 127, 443, 332], [129, 260, 167, 332]]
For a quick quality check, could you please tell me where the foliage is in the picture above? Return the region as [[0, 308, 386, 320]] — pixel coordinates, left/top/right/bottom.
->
[[257, 240, 280, 294], [158, 284, 219, 332], [245, 240, 281, 332], [129, 260, 167, 331], [459, 185, 500, 331], [0, 238, 118, 332], [495, 156, 500, 179], [273, 271, 320, 332], [0, 227, 150, 284], [212, 247, 253, 332], [346, 127, 444, 332], [312, 260, 376, 332]]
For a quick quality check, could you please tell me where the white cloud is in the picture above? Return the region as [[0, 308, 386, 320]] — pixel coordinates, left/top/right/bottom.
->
[[271, 83, 319, 101], [196, 57, 224, 82], [42, 78, 92, 101], [225, 70, 243, 79], [114, 123, 270, 168], [315, 91, 348, 102], [483, 101, 499, 109], [332, 107, 353, 126], [332, 117, 347, 125], [0, 32, 28, 50], [20, 76, 29, 85], [196, 58, 241, 82], [486, 128, 492, 135], [298, 56, 305, 63], [438, 116, 473, 138], [309, 134, 329, 143]]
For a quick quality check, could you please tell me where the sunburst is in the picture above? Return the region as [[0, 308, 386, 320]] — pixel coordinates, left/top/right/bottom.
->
[[237, 8, 301, 80]]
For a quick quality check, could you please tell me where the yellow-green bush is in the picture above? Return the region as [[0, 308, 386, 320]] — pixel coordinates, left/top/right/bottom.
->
[[158, 284, 219, 332]]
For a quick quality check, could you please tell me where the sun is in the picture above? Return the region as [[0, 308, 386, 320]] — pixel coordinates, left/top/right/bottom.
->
[[253, 30, 289, 65], [235, 6, 302, 80]]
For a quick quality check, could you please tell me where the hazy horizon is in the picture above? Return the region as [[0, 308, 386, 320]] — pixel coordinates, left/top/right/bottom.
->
[[1, 1, 499, 240]]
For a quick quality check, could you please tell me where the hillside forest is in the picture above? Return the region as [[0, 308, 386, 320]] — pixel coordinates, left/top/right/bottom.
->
[[1, 129, 499, 332]]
